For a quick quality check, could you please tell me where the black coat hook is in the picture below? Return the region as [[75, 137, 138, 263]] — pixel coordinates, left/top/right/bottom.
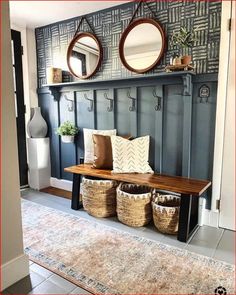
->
[[127, 91, 136, 112], [104, 93, 113, 112], [84, 93, 94, 112], [63, 94, 74, 112], [152, 89, 162, 111]]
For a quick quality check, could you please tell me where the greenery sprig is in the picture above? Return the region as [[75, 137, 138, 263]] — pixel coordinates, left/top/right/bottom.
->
[[170, 27, 197, 49], [56, 121, 79, 136]]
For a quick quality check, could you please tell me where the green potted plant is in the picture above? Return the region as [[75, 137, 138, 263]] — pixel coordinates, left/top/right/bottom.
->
[[170, 26, 197, 65], [56, 121, 79, 143]]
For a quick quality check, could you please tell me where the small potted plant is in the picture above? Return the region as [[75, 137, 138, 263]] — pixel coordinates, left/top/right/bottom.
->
[[170, 26, 197, 65], [56, 121, 79, 143]]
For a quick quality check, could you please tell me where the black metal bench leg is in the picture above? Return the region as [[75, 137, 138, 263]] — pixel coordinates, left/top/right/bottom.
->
[[71, 174, 83, 210], [177, 194, 199, 242]]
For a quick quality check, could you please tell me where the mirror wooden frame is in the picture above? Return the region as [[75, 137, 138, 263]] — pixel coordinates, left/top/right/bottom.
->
[[67, 32, 102, 79], [119, 18, 166, 74]]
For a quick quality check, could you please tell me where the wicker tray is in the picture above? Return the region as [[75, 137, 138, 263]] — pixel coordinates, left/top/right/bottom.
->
[[82, 177, 119, 217], [165, 64, 194, 72], [152, 193, 181, 234], [116, 183, 154, 227]]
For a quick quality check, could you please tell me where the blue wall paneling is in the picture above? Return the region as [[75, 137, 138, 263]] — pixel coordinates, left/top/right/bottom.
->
[[76, 90, 95, 168], [38, 72, 217, 209], [190, 81, 217, 208], [96, 88, 115, 130], [162, 84, 184, 177], [59, 91, 77, 180]]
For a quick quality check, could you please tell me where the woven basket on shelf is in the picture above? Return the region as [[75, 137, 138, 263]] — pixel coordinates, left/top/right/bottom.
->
[[82, 177, 119, 218], [152, 193, 181, 235], [116, 183, 154, 227]]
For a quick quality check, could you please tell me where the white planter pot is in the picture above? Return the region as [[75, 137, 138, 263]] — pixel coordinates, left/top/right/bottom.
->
[[61, 135, 74, 143]]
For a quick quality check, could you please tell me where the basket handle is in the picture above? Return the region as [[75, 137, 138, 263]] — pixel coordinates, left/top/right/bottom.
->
[[151, 189, 158, 202]]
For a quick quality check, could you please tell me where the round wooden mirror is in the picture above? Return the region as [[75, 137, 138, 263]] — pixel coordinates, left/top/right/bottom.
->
[[67, 32, 102, 79], [119, 18, 165, 74]]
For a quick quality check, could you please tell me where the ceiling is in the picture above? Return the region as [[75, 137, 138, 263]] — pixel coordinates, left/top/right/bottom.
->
[[9, 1, 128, 28]]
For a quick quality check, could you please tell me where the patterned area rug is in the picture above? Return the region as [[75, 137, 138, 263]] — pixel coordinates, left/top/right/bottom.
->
[[22, 200, 235, 294]]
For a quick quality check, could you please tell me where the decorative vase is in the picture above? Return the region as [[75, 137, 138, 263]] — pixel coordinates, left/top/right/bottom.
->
[[173, 57, 182, 66], [27, 107, 48, 138], [61, 135, 74, 143], [170, 53, 178, 65], [181, 55, 192, 65]]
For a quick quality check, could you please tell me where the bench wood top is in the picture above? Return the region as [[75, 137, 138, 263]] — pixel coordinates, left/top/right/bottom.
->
[[65, 164, 211, 196]]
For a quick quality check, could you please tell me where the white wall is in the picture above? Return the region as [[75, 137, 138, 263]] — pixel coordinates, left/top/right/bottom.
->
[[1, 2, 29, 290]]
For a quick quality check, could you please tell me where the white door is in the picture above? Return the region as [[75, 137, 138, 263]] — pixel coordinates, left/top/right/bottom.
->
[[219, 1, 235, 230]]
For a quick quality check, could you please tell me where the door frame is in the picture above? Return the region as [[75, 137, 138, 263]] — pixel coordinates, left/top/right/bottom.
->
[[211, 1, 233, 217], [218, 1, 235, 230], [11, 29, 28, 187]]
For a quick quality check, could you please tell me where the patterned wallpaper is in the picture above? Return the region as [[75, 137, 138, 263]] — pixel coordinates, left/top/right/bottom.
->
[[35, 1, 221, 87]]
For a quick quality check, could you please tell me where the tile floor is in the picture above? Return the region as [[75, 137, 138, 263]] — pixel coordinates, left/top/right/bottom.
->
[[3, 188, 235, 294]]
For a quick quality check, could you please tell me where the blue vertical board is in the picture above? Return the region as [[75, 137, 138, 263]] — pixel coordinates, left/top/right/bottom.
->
[[38, 89, 60, 178], [76, 91, 95, 162], [96, 89, 115, 129], [59, 92, 76, 180], [138, 86, 158, 171], [182, 75, 193, 177], [153, 85, 164, 173], [191, 82, 217, 209], [162, 85, 184, 176], [115, 88, 132, 136]]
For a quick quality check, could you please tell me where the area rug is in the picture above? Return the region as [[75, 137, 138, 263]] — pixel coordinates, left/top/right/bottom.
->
[[21, 199, 235, 294]]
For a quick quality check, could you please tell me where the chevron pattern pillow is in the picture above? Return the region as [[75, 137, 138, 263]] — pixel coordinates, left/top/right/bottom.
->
[[111, 135, 154, 174]]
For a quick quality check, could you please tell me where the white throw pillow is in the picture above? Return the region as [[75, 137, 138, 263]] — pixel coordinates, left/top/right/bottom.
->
[[84, 128, 116, 163], [111, 135, 154, 174]]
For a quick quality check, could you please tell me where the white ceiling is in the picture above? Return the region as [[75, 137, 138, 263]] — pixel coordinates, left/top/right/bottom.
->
[[9, 1, 128, 28]]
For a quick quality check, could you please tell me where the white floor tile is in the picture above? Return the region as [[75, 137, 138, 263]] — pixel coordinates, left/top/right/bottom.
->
[[192, 225, 223, 245], [185, 238, 217, 257], [29, 280, 67, 294], [30, 263, 53, 279], [213, 230, 235, 264], [70, 286, 92, 294], [48, 274, 77, 293]]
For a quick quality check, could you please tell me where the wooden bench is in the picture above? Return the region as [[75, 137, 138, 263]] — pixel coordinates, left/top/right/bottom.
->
[[65, 164, 211, 243]]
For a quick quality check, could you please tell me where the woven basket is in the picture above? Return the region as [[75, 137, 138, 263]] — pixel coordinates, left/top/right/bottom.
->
[[116, 183, 154, 227], [152, 193, 181, 235], [82, 177, 118, 217]]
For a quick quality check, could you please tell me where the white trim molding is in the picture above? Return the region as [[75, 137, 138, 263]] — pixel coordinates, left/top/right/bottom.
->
[[1, 254, 29, 291], [198, 197, 219, 228], [201, 210, 219, 228], [50, 177, 72, 192]]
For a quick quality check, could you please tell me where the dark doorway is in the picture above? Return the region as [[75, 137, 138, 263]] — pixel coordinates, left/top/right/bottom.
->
[[11, 29, 28, 187]]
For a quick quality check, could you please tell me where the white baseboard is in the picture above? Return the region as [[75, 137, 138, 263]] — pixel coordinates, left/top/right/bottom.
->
[[50, 177, 72, 192], [202, 209, 219, 227], [1, 254, 29, 291]]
